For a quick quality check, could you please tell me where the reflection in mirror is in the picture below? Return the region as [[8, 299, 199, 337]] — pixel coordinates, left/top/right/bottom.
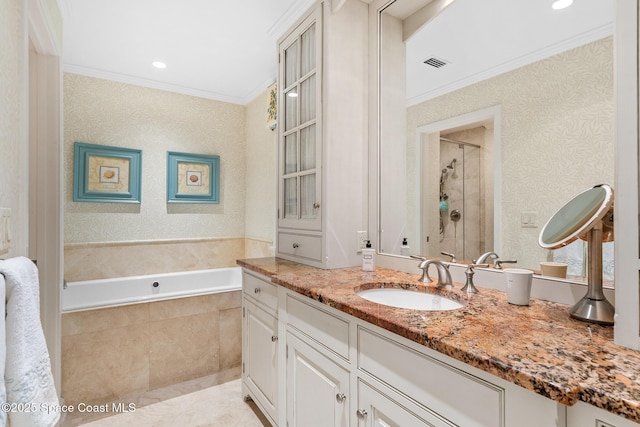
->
[[378, 0, 615, 281]]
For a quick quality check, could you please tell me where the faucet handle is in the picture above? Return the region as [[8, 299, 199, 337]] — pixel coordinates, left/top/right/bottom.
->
[[470, 263, 489, 269], [460, 263, 489, 293], [440, 251, 457, 262], [494, 259, 517, 269], [410, 255, 431, 282]]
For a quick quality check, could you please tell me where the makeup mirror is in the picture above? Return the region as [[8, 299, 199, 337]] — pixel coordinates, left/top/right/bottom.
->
[[538, 184, 614, 324]]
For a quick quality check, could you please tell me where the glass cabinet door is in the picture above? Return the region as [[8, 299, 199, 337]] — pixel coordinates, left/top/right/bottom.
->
[[279, 12, 322, 230]]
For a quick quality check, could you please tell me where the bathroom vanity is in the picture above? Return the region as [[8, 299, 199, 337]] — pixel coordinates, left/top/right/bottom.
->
[[239, 257, 640, 427]]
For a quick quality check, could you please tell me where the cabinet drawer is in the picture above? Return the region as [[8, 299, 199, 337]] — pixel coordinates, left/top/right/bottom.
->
[[243, 271, 278, 312], [358, 327, 504, 427], [358, 379, 455, 427], [278, 232, 322, 262], [286, 293, 350, 361]]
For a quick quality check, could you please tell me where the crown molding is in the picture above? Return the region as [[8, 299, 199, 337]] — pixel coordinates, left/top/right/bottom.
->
[[63, 64, 250, 105], [267, 0, 317, 41], [407, 24, 614, 106]]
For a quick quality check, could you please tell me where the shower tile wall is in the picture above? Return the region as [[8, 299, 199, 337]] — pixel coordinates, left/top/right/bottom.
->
[[441, 128, 486, 261], [61, 291, 242, 405]]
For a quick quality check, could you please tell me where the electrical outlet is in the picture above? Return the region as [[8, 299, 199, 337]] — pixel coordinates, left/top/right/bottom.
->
[[356, 231, 368, 252]]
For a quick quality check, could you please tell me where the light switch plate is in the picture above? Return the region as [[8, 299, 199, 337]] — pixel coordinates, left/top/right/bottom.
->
[[520, 211, 538, 228]]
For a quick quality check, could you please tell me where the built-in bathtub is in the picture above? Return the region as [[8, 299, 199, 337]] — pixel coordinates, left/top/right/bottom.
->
[[62, 266, 242, 311], [61, 266, 243, 405]]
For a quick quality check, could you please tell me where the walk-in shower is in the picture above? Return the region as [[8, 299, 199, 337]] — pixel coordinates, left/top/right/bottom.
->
[[438, 137, 481, 261]]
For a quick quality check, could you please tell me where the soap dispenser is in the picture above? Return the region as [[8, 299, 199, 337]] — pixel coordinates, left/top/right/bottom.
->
[[400, 238, 410, 256], [362, 240, 375, 271]]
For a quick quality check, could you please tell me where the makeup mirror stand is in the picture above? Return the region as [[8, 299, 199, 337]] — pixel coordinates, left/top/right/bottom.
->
[[570, 221, 615, 325]]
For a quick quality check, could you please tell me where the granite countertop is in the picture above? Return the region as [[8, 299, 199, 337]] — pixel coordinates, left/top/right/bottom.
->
[[237, 257, 640, 423]]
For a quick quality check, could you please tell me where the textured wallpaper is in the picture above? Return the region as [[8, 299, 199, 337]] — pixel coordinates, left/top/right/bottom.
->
[[406, 37, 614, 270], [0, 0, 24, 257], [64, 74, 247, 243], [244, 86, 277, 244]]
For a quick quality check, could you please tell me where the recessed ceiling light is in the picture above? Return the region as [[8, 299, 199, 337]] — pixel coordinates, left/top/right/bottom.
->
[[152, 61, 167, 69], [551, 0, 573, 10]]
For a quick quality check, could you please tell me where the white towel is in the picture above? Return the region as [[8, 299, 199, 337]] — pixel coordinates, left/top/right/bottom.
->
[[0, 274, 6, 427], [0, 257, 59, 427]]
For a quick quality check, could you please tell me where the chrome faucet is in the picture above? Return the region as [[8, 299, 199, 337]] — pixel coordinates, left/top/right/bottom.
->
[[475, 251, 499, 264], [417, 259, 453, 289], [460, 263, 489, 293]]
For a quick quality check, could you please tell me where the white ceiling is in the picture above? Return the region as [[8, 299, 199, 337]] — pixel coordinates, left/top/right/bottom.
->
[[61, 0, 614, 106], [405, 0, 614, 105], [61, 0, 316, 105]]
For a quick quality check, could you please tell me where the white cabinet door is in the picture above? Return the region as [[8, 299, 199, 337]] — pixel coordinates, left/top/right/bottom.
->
[[567, 401, 640, 427], [243, 298, 278, 423], [278, 7, 322, 232], [357, 380, 455, 427], [286, 331, 349, 427]]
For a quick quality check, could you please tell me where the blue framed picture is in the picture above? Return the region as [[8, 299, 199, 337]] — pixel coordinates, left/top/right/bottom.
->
[[167, 151, 220, 204], [73, 142, 142, 203]]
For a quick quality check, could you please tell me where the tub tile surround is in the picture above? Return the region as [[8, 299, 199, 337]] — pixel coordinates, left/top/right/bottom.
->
[[237, 257, 640, 423], [64, 237, 272, 282], [62, 291, 242, 405]]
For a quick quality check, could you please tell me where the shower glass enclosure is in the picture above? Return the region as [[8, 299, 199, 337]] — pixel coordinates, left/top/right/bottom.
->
[[436, 138, 481, 261]]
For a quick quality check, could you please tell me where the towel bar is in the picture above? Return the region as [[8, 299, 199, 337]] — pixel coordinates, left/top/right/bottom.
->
[[0, 258, 38, 277]]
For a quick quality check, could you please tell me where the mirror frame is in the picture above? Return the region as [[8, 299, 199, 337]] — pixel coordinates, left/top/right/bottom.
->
[[371, 0, 455, 259]]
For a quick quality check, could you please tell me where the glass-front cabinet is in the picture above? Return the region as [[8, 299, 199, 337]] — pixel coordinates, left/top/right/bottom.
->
[[279, 10, 322, 232], [276, 0, 367, 269]]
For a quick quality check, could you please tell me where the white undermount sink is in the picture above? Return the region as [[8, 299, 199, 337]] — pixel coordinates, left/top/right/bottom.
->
[[357, 288, 464, 311]]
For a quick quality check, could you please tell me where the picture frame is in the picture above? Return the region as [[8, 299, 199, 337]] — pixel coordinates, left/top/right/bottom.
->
[[73, 142, 142, 203], [167, 151, 220, 204]]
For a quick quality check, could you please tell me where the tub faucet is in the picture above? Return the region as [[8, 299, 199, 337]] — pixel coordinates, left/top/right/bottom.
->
[[418, 259, 453, 289], [475, 251, 499, 264]]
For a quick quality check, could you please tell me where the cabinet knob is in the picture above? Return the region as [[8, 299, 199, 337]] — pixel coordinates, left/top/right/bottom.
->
[[313, 203, 320, 209], [254, 287, 260, 294], [335, 393, 346, 403], [271, 335, 278, 342], [356, 409, 367, 419], [292, 243, 299, 249]]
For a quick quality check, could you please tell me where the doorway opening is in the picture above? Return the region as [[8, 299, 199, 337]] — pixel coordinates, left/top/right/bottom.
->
[[416, 106, 501, 262]]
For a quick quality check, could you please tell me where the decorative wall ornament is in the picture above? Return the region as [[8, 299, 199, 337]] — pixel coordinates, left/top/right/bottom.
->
[[267, 83, 277, 131], [167, 151, 220, 203], [73, 142, 142, 203]]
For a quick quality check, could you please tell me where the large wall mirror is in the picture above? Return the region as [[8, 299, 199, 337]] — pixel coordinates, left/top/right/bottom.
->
[[377, 0, 615, 282]]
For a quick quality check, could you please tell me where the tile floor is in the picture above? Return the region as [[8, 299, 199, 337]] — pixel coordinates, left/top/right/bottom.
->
[[60, 369, 269, 427]]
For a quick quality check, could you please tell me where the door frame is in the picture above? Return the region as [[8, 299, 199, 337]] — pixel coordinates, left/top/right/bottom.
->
[[25, 0, 63, 392]]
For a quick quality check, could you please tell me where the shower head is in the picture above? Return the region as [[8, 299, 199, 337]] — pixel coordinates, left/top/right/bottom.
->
[[447, 158, 457, 169]]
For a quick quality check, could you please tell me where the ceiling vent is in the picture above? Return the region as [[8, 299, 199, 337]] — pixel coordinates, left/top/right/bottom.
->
[[423, 56, 450, 69]]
